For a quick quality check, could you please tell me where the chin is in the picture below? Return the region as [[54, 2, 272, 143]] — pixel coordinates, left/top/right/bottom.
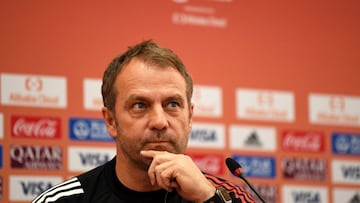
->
[[139, 156, 153, 170]]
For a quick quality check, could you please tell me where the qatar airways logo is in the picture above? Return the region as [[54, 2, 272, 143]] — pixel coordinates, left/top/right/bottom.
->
[[282, 157, 326, 181], [236, 88, 294, 122], [189, 153, 224, 175], [10, 145, 62, 170], [0, 73, 67, 108], [309, 93, 360, 127], [282, 130, 324, 153], [11, 115, 61, 139]]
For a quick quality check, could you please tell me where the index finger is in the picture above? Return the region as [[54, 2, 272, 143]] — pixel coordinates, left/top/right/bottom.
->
[[140, 150, 168, 158]]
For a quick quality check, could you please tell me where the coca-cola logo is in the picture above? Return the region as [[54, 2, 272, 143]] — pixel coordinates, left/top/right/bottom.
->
[[11, 116, 61, 139], [282, 130, 324, 152], [189, 154, 223, 175]]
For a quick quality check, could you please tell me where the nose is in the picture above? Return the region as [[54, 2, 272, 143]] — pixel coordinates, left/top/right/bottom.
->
[[148, 105, 169, 132]]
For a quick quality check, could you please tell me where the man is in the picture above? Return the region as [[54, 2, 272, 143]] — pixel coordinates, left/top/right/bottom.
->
[[32, 40, 255, 203]]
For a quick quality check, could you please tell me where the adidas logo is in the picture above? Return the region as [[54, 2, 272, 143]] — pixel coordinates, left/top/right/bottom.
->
[[244, 131, 262, 147], [349, 193, 360, 203]]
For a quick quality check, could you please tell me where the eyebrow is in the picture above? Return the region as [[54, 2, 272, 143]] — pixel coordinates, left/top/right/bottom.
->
[[164, 94, 185, 104], [127, 94, 147, 101], [127, 94, 185, 103]]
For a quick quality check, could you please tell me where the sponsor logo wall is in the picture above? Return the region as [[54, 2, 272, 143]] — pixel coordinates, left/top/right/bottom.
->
[[1, 1, 360, 202]]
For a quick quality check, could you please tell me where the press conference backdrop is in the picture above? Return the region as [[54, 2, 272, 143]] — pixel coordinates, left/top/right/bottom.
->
[[1, 1, 360, 203]]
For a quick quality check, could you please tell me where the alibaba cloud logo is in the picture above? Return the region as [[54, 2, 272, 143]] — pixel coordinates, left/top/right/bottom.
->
[[329, 96, 346, 113], [25, 77, 43, 92], [172, 0, 189, 3]]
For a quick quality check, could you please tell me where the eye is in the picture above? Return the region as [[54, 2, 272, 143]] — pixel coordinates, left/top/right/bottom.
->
[[133, 102, 146, 109], [166, 101, 180, 108]]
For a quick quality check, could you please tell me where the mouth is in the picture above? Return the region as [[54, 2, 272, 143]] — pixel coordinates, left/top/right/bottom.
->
[[144, 140, 172, 150], [146, 141, 169, 146]]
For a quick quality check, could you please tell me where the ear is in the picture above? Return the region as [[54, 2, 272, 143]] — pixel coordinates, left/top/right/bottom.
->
[[102, 107, 117, 139], [188, 103, 194, 130]]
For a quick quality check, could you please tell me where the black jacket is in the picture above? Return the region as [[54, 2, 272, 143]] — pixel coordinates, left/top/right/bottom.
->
[[32, 157, 254, 203]]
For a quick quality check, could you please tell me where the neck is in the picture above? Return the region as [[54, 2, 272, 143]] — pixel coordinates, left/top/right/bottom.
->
[[115, 155, 161, 192]]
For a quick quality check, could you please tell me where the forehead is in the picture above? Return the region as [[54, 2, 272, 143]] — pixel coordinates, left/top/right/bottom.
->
[[115, 58, 187, 98]]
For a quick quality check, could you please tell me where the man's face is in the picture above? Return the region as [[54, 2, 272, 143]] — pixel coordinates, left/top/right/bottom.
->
[[108, 58, 193, 169]]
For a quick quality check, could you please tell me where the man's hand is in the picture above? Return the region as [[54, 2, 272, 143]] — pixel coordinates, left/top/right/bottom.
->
[[140, 150, 215, 203]]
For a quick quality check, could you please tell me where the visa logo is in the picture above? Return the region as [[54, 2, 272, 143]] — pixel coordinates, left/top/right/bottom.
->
[[68, 146, 115, 172], [21, 181, 53, 196], [10, 175, 62, 201], [342, 166, 360, 179], [188, 123, 225, 149], [292, 192, 320, 203], [79, 152, 110, 166], [190, 129, 217, 141]]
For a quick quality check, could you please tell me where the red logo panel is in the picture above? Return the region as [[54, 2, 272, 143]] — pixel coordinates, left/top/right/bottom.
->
[[10, 145, 63, 170], [11, 115, 61, 139], [188, 153, 224, 176], [282, 130, 325, 152]]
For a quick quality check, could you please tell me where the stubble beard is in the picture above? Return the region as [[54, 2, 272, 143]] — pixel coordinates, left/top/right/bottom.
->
[[116, 126, 187, 171]]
